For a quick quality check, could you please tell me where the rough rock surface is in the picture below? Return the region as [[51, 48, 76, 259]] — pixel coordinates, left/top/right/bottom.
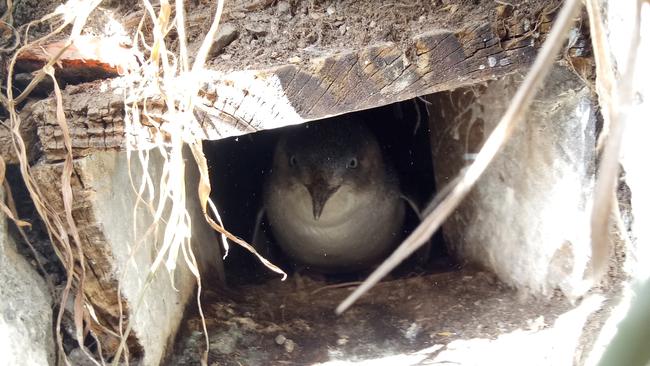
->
[[0, 186, 55, 366], [428, 64, 597, 298]]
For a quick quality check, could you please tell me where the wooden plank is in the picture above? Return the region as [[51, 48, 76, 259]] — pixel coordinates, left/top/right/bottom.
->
[[18, 1, 561, 162]]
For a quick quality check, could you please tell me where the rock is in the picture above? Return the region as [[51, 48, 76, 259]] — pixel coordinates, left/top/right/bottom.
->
[[284, 339, 295, 353], [210, 23, 239, 56], [230, 11, 246, 19], [427, 64, 596, 299], [276, 1, 291, 16], [0, 186, 55, 365], [212, 333, 237, 354]]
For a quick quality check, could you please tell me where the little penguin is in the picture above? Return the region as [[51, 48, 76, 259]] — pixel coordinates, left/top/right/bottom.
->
[[258, 116, 409, 273]]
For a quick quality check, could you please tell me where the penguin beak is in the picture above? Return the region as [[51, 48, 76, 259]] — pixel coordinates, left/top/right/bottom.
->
[[306, 181, 340, 220]]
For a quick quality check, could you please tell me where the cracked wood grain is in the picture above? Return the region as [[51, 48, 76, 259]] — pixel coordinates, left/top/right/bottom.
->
[[16, 11, 555, 162], [30, 161, 141, 356]]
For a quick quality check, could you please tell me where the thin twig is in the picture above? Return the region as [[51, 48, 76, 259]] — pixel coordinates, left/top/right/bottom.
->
[[310, 281, 363, 296]]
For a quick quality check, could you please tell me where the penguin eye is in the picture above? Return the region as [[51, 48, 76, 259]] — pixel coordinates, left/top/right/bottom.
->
[[347, 157, 359, 169], [289, 155, 298, 167]]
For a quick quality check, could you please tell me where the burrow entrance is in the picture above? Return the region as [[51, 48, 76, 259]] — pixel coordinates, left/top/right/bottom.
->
[[167, 65, 606, 365], [203, 99, 450, 285]]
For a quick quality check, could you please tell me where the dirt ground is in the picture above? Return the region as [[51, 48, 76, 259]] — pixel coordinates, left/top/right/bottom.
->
[[10, 0, 553, 74], [167, 267, 577, 365], [180, 0, 556, 71], [187, 0, 490, 70]]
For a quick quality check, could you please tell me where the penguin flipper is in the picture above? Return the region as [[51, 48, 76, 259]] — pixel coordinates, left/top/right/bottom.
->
[[400, 194, 432, 266]]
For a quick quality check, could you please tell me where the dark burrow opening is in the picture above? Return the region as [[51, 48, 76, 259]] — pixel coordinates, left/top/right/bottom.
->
[[203, 98, 454, 286]]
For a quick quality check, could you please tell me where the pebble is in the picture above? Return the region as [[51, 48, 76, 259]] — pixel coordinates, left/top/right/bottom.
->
[[277, 1, 291, 16], [284, 339, 295, 353], [404, 322, 421, 342], [210, 24, 239, 56]]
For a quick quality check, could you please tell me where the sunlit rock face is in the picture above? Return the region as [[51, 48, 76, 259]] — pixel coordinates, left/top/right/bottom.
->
[[428, 65, 597, 298]]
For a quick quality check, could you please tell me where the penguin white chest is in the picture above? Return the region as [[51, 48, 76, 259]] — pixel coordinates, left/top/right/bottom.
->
[[267, 184, 405, 272]]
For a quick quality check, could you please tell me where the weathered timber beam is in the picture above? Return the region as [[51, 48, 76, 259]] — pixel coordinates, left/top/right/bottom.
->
[[29, 159, 141, 355], [24, 6, 555, 162]]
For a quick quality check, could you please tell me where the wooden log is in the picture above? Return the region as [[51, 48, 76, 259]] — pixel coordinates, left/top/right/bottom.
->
[[17, 1, 560, 161], [29, 159, 142, 356], [29, 148, 221, 362]]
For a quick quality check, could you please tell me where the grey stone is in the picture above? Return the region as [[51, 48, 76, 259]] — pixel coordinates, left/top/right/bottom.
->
[[428, 64, 596, 298], [245, 24, 268, 37], [211, 23, 239, 56], [0, 186, 55, 365]]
